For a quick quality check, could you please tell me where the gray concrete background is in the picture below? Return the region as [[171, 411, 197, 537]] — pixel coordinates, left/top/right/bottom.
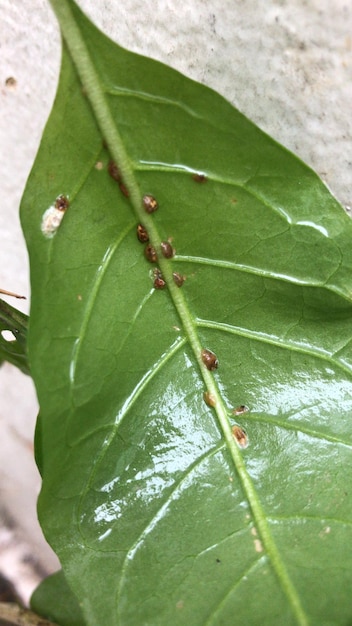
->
[[1, 0, 351, 602]]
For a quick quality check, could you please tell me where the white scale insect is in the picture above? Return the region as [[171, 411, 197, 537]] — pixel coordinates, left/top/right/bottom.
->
[[41, 194, 69, 238]]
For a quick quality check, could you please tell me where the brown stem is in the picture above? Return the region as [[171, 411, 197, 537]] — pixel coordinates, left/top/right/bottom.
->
[[0, 602, 58, 626]]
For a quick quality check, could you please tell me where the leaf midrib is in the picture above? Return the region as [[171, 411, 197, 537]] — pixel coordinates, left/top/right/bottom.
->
[[48, 1, 309, 624]]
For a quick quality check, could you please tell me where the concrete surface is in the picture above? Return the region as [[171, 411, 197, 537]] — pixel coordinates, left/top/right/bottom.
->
[[1, 0, 351, 603]]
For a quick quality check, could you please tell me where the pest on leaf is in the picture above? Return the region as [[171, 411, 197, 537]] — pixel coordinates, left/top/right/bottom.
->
[[192, 172, 207, 183], [145, 244, 158, 263], [137, 224, 149, 243], [232, 425, 248, 448], [203, 391, 216, 407], [119, 182, 130, 197], [201, 348, 218, 370], [160, 241, 175, 258], [41, 194, 69, 238], [54, 194, 70, 211], [108, 160, 122, 182], [143, 194, 158, 213], [154, 277, 166, 289], [173, 272, 185, 287], [153, 269, 166, 289], [233, 405, 249, 416]]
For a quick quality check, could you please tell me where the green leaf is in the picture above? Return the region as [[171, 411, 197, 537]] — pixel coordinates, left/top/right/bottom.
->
[[31, 570, 84, 626], [22, 0, 352, 624], [0, 298, 29, 374]]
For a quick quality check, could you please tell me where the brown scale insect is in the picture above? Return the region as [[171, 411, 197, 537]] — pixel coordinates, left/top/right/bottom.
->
[[137, 224, 149, 243], [233, 405, 249, 416], [143, 194, 158, 214], [192, 173, 207, 183], [232, 425, 248, 449], [203, 391, 216, 407], [54, 195, 69, 211], [108, 160, 122, 182], [173, 272, 185, 288], [154, 277, 166, 289], [119, 182, 129, 198], [201, 348, 218, 370], [160, 241, 175, 258], [153, 269, 166, 290], [144, 244, 158, 263]]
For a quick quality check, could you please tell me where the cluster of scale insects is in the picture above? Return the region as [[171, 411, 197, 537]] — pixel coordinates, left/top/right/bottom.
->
[[108, 162, 248, 449], [41, 159, 248, 449], [107, 159, 188, 292], [138, 193, 185, 291]]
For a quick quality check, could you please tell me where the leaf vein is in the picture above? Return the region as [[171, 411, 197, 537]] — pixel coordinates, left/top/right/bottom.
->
[[196, 318, 352, 377], [69, 222, 135, 391]]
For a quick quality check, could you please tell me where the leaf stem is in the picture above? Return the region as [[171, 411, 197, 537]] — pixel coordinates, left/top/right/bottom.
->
[[48, 1, 309, 623], [0, 602, 58, 626]]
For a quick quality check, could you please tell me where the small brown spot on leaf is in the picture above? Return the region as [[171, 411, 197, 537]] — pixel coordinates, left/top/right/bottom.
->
[[232, 425, 248, 448], [54, 195, 69, 211], [233, 405, 249, 416], [108, 160, 122, 182], [201, 348, 218, 370], [203, 391, 216, 407], [119, 182, 129, 197], [95, 161, 103, 170], [137, 224, 149, 243], [153, 268, 166, 289], [154, 276, 166, 289], [173, 272, 185, 287], [143, 194, 158, 213], [192, 172, 207, 183], [144, 244, 158, 263], [160, 241, 175, 258]]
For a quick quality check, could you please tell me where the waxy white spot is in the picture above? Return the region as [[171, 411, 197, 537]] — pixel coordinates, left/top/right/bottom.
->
[[41, 195, 68, 238]]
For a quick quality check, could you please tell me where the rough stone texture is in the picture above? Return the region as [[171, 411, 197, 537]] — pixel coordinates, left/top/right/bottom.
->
[[1, 0, 351, 600]]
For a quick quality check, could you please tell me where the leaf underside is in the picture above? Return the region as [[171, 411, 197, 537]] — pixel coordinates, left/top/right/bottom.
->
[[21, 2, 352, 625]]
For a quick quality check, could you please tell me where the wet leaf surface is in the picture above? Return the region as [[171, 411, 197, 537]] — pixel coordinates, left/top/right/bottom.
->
[[21, 1, 352, 624]]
